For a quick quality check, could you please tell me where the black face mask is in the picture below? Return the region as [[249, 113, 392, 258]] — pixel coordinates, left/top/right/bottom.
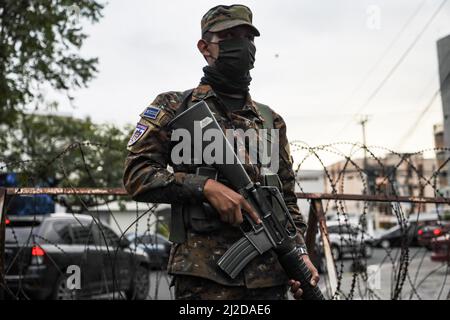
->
[[212, 37, 256, 78]]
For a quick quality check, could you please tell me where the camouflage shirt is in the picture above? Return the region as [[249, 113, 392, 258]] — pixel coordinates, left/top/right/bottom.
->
[[123, 84, 306, 288]]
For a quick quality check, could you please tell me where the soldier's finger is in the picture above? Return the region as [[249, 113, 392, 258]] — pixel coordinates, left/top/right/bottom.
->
[[311, 272, 320, 287], [234, 206, 243, 225], [240, 199, 261, 224], [227, 208, 235, 225], [290, 280, 301, 293], [293, 288, 303, 300]]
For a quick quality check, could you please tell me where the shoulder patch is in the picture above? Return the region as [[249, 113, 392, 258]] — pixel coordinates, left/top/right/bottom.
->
[[139, 104, 172, 127], [142, 106, 161, 120], [127, 123, 149, 146]]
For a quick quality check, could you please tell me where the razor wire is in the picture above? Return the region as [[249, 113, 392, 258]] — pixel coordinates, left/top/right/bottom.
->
[[1, 141, 450, 300]]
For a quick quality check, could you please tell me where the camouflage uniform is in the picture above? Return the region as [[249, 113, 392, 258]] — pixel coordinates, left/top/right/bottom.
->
[[123, 5, 306, 300], [175, 275, 287, 300]]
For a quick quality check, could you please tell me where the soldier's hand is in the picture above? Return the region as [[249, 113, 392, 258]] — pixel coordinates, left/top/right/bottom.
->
[[288, 279, 303, 299], [288, 255, 320, 300], [203, 179, 261, 226]]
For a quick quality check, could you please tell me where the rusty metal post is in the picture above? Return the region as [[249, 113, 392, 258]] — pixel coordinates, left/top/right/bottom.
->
[[305, 200, 319, 263], [0, 188, 6, 299], [313, 199, 339, 299]]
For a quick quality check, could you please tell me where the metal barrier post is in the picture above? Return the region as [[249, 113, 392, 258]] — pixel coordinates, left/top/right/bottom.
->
[[305, 201, 319, 262], [314, 199, 339, 299]]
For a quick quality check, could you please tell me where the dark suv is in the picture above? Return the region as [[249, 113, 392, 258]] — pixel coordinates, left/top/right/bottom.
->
[[4, 213, 150, 300]]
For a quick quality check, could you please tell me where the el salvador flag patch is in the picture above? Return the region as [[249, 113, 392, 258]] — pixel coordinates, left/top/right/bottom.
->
[[128, 123, 148, 146], [143, 106, 161, 120]]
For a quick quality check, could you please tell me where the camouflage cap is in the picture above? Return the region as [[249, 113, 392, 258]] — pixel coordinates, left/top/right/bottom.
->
[[201, 4, 260, 37]]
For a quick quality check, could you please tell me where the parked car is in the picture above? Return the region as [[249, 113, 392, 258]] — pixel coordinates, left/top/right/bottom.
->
[[310, 222, 372, 274], [372, 224, 416, 248], [323, 221, 373, 260], [417, 223, 450, 249], [430, 233, 450, 263], [373, 213, 449, 249], [126, 233, 171, 269], [313, 221, 373, 265], [4, 213, 151, 300]]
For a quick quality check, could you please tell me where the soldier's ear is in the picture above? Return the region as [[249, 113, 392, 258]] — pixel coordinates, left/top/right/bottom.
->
[[197, 39, 211, 60]]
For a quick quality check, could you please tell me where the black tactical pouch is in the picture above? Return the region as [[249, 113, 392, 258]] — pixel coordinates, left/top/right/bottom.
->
[[261, 170, 288, 225], [186, 167, 223, 234], [169, 204, 187, 244]]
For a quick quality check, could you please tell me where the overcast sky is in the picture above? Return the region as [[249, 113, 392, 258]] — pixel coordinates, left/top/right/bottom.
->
[[54, 0, 450, 168]]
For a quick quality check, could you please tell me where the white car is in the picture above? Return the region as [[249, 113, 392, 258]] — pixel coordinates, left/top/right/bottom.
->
[[318, 221, 373, 260]]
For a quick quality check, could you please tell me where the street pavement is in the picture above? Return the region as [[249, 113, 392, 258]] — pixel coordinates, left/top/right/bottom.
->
[[320, 247, 450, 300]]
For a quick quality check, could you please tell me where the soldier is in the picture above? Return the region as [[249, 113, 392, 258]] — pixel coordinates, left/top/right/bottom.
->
[[123, 4, 319, 300]]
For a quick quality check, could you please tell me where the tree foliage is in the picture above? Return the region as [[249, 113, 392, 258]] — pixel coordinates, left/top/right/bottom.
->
[[0, 0, 104, 126], [0, 0, 135, 210]]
